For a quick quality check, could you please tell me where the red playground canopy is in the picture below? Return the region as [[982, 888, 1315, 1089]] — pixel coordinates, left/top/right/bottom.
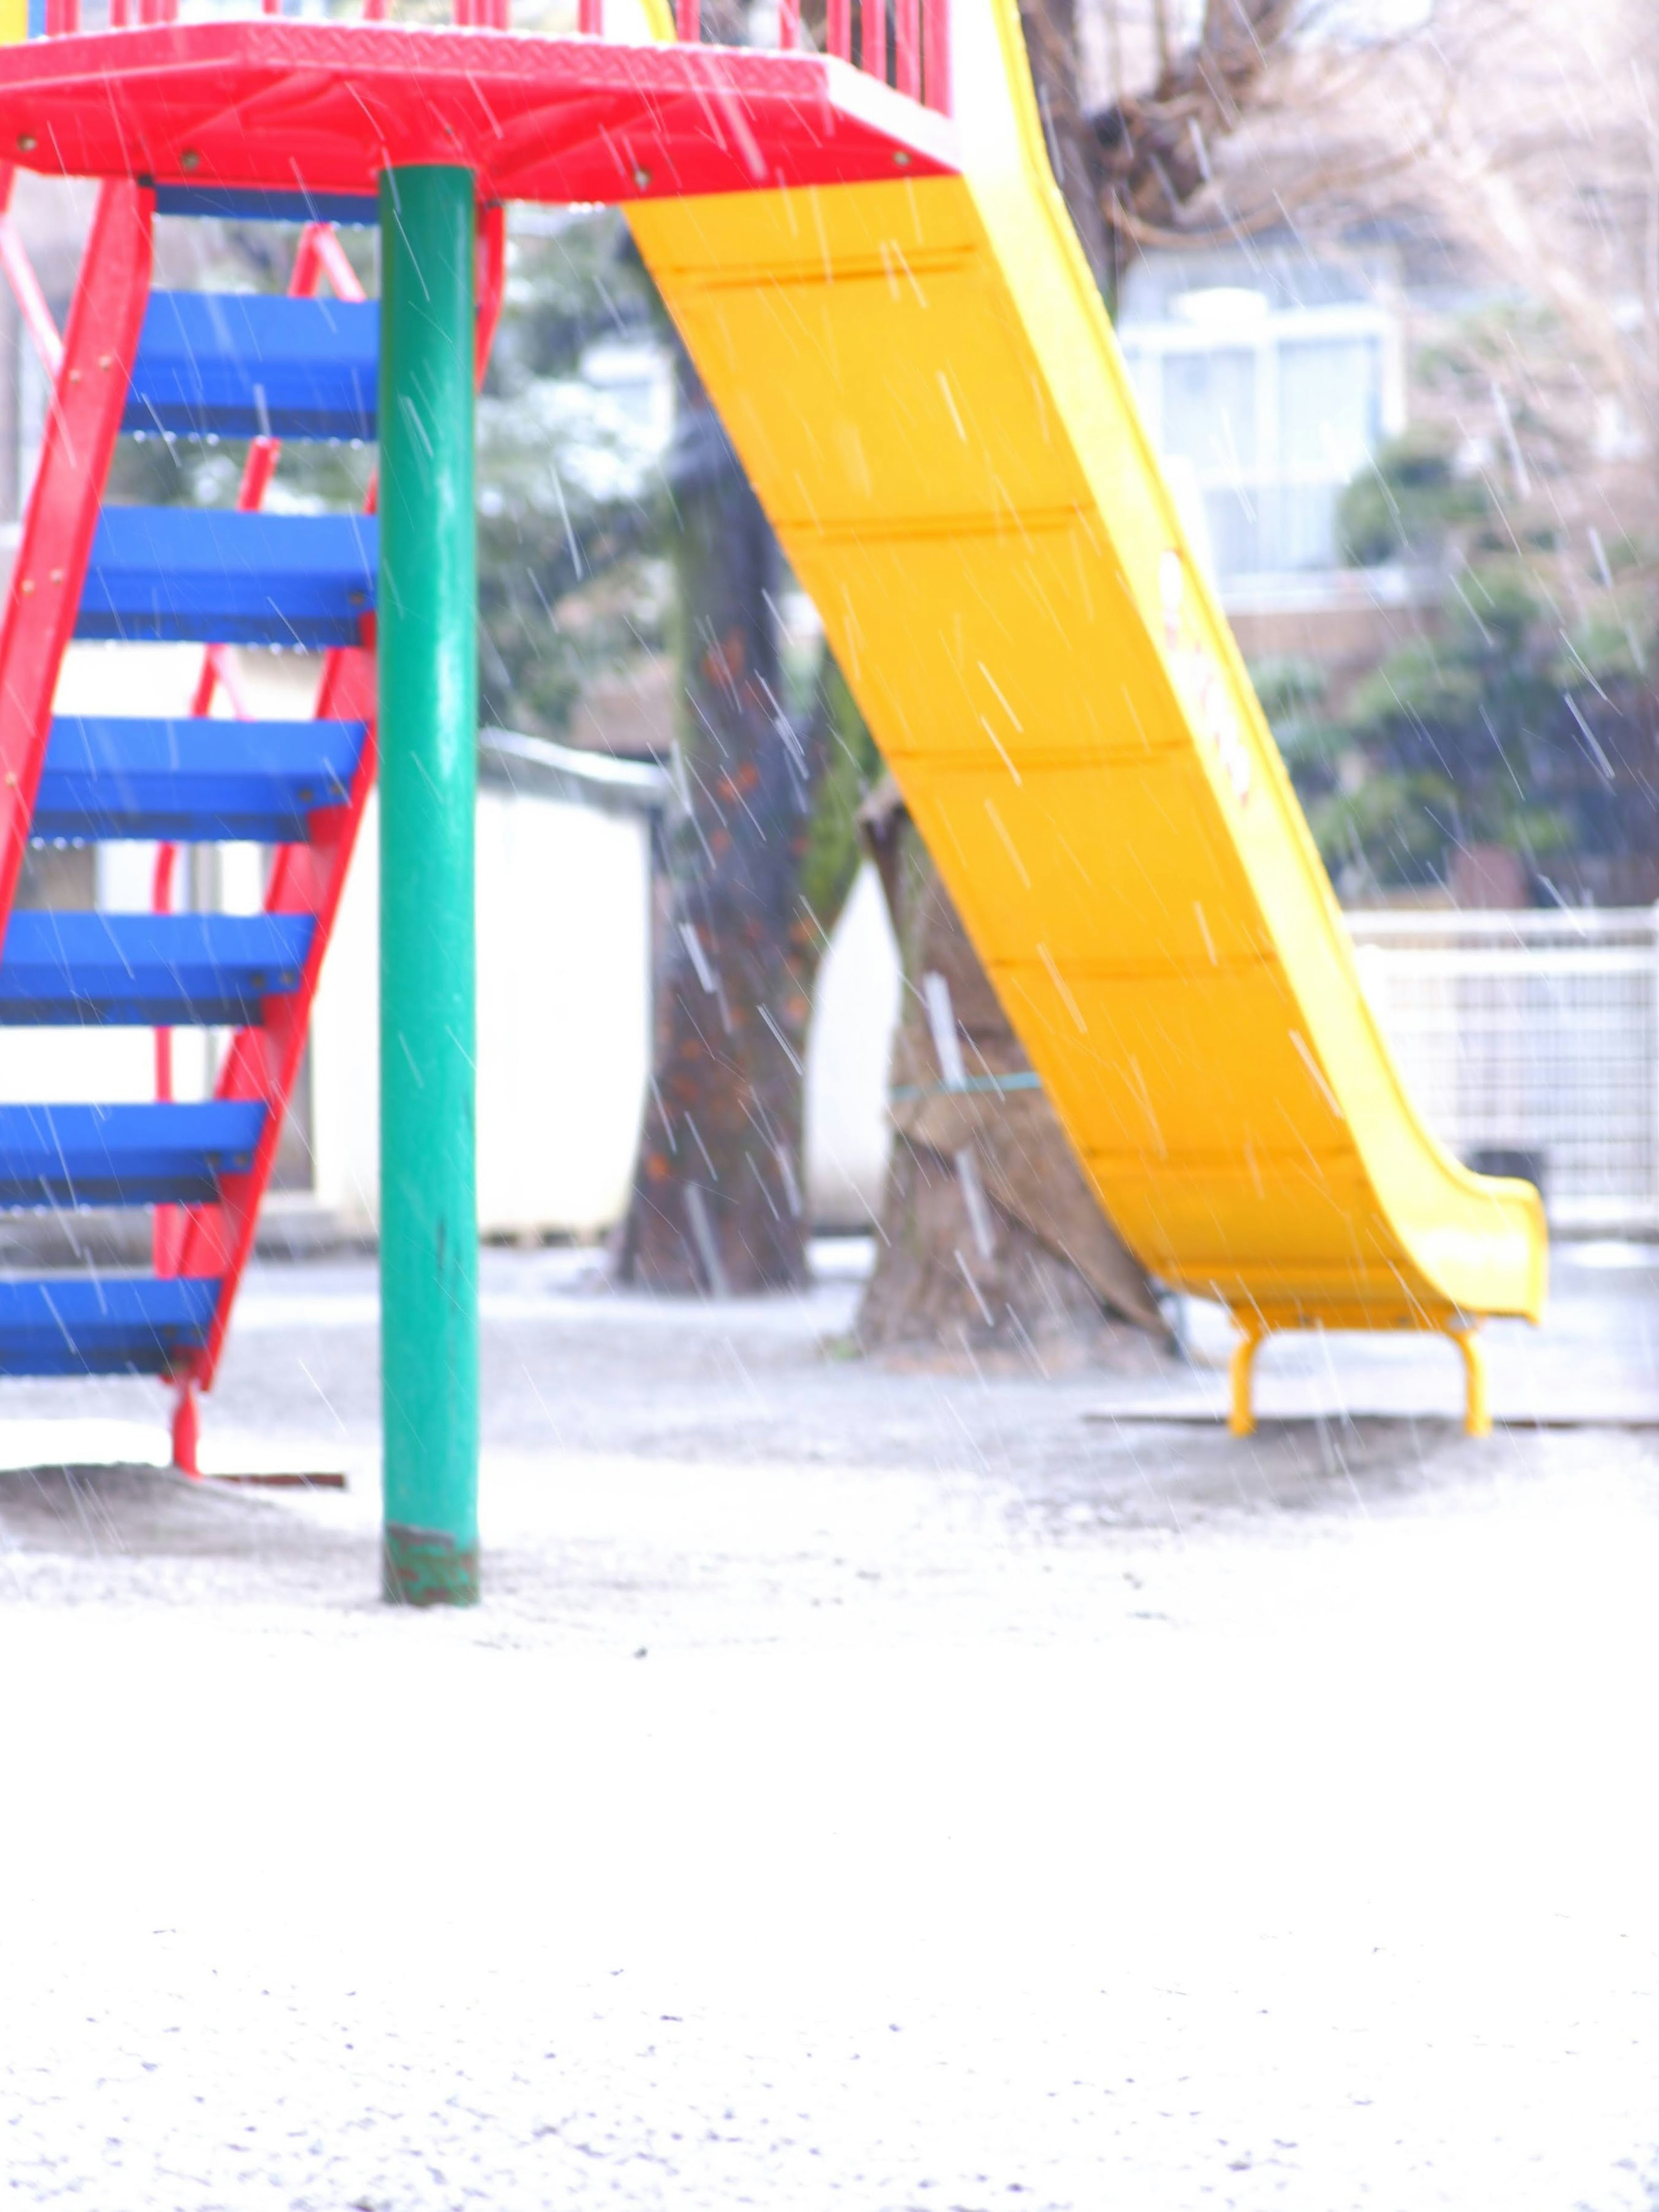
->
[[0, 19, 958, 203]]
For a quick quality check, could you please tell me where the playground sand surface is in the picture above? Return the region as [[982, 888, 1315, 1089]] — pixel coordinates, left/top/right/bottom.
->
[[0, 1242, 1656, 2210]]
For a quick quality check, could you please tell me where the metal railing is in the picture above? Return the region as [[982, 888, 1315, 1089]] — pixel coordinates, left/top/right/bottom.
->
[[1348, 906, 1659, 1236], [33, 0, 951, 116]]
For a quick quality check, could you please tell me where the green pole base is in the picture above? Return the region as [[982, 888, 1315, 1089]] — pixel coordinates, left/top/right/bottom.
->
[[383, 1522, 480, 1608]]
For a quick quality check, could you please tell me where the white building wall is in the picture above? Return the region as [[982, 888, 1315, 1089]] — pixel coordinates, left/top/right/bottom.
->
[[804, 860, 901, 1231], [477, 791, 654, 1235], [305, 786, 380, 1230], [4, 628, 900, 1239], [309, 782, 656, 1240]]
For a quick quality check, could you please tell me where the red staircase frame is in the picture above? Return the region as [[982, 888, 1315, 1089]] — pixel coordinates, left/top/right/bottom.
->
[[0, 0, 945, 1471], [0, 178, 151, 928], [0, 174, 505, 1472], [166, 203, 505, 1465]]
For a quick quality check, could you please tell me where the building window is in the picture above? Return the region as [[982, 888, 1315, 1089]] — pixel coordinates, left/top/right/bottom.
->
[[1119, 276, 1401, 585]]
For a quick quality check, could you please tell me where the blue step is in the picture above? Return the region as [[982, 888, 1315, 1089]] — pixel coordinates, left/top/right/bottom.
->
[[153, 186, 379, 228], [0, 912, 313, 1026], [0, 1102, 266, 1208], [76, 509, 377, 648], [35, 717, 365, 842], [126, 293, 378, 442], [0, 1276, 220, 1376]]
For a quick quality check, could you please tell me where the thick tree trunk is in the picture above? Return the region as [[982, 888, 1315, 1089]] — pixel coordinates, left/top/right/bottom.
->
[[855, 787, 1167, 1368], [616, 366, 817, 1293]]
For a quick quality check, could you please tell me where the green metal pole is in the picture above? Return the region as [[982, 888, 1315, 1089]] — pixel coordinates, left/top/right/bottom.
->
[[378, 165, 479, 1606]]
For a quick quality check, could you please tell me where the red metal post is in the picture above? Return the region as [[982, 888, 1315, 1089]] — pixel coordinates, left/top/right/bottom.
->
[[826, 0, 850, 62], [150, 840, 178, 1277], [150, 845, 176, 1114], [475, 200, 506, 379], [170, 1382, 199, 1478], [0, 167, 64, 380], [922, 0, 949, 111], [861, 0, 884, 84], [674, 0, 697, 39], [579, 0, 602, 30], [307, 225, 369, 305], [895, 0, 918, 99], [0, 183, 151, 938], [777, 0, 799, 50]]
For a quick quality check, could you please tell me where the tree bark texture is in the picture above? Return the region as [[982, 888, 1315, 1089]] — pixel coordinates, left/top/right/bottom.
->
[[855, 787, 1167, 1367], [616, 366, 839, 1294], [1089, 0, 1298, 257]]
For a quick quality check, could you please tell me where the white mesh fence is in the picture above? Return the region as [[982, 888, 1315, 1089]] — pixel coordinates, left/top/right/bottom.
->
[[1347, 907, 1659, 1236]]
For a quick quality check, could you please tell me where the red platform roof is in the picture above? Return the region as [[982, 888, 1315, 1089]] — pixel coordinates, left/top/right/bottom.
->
[[0, 19, 958, 204]]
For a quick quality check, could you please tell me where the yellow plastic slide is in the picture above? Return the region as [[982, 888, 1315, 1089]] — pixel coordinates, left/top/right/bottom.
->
[[626, 0, 1545, 1430]]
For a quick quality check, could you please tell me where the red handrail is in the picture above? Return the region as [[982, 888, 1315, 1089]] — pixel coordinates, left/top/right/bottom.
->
[[46, 0, 952, 117], [860, 0, 884, 86], [895, 0, 918, 99], [922, 0, 949, 110], [0, 168, 64, 378]]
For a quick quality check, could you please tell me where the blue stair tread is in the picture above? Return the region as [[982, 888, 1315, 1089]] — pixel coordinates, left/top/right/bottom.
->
[[0, 1102, 265, 1208], [35, 716, 364, 842], [153, 186, 378, 227], [126, 293, 378, 442], [0, 1275, 219, 1376], [76, 508, 377, 649], [0, 912, 313, 1026]]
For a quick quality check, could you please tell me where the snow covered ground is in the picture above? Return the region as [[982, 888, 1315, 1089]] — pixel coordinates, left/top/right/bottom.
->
[[0, 1242, 1656, 2209]]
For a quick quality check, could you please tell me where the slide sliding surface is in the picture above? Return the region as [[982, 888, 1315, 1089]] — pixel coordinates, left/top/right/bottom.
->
[[627, 0, 1545, 1352]]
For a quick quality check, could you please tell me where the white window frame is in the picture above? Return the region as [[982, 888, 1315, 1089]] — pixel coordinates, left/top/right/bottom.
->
[[1120, 299, 1407, 584]]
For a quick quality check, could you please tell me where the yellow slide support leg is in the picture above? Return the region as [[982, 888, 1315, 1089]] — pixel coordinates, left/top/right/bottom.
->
[[1449, 1327, 1491, 1438], [1229, 1327, 1265, 1438]]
